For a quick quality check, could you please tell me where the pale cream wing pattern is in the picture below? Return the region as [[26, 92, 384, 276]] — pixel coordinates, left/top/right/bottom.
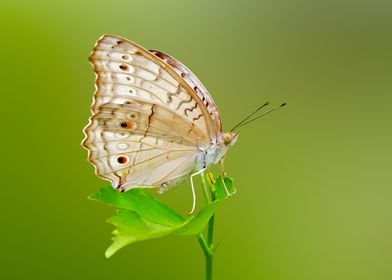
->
[[149, 50, 222, 133], [82, 35, 221, 190]]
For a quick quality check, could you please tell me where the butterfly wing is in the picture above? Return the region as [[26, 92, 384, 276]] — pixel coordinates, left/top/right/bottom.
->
[[83, 35, 219, 190], [149, 50, 222, 134]]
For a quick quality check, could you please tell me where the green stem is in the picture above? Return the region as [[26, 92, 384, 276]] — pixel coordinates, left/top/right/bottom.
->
[[199, 172, 216, 280], [205, 247, 213, 280], [207, 193, 216, 246], [201, 172, 211, 203], [197, 233, 209, 257]]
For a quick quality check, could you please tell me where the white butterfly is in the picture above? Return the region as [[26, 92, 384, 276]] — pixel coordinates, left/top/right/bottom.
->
[[82, 35, 239, 213]]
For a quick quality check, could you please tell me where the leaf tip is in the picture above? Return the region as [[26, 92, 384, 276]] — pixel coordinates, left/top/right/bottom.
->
[[87, 193, 98, 201], [104, 249, 114, 259]]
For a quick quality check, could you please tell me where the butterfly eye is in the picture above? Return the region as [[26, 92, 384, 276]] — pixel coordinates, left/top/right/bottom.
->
[[223, 133, 232, 145], [122, 55, 129, 60]]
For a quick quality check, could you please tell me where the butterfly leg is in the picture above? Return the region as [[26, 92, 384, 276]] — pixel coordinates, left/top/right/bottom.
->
[[188, 168, 206, 215], [220, 159, 232, 197]]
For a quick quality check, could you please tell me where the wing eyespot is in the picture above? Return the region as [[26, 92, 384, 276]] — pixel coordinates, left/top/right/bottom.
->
[[117, 155, 128, 164], [119, 121, 136, 130], [119, 64, 128, 71], [125, 76, 134, 83], [123, 100, 138, 105], [120, 122, 129, 128], [117, 143, 128, 150], [130, 113, 139, 120], [115, 132, 130, 139]]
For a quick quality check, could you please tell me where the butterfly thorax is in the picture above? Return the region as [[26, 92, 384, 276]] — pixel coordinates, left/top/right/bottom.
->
[[195, 132, 238, 171]]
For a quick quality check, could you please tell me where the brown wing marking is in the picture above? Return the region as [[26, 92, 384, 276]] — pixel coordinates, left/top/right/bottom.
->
[[149, 49, 222, 134]]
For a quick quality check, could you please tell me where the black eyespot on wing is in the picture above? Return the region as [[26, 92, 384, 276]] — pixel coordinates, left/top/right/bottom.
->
[[117, 156, 128, 164], [119, 64, 128, 71], [120, 122, 133, 129]]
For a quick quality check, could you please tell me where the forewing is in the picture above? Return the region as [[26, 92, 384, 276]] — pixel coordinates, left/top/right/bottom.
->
[[87, 35, 217, 142]]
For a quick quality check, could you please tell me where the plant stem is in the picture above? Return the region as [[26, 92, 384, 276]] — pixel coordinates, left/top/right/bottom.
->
[[199, 172, 216, 280], [205, 247, 213, 280], [201, 172, 211, 203]]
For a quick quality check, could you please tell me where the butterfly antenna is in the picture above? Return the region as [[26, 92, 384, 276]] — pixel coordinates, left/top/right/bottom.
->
[[234, 102, 287, 130], [230, 101, 270, 132]]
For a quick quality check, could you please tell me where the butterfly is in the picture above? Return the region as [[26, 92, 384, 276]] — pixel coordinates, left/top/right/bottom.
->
[[82, 35, 284, 213]]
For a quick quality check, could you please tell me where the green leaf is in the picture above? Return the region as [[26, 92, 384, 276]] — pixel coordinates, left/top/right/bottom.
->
[[89, 187, 184, 227], [214, 176, 236, 200], [89, 175, 236, 258]]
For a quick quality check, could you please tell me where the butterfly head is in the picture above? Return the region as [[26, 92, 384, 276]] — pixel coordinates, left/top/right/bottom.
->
[[223, 132, 238, 147]]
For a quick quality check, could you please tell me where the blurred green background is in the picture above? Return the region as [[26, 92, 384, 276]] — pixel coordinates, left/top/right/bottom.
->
[[1, 0, 391, 279]]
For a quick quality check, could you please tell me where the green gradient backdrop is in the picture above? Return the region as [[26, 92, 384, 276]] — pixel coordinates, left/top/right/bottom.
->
[[1, 0, 391, 279]]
